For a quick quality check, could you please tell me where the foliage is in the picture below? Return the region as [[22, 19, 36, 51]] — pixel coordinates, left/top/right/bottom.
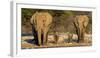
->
[[21, 8, 92, 34]]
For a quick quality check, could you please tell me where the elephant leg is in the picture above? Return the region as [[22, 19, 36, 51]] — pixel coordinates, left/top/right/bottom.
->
[[68, 34, 72, 43], [43, 29, 48, 45], [80, 30, 83, 43], [43, 31, 47, 45], [79, 28, 85, 43], [81, 33, 84, 43], [37, 29, 42, 45], [79, 33, 83, 43], [81, 28, 85, 43], [45, 31, 49, 44], [77, 28, 81, 43]]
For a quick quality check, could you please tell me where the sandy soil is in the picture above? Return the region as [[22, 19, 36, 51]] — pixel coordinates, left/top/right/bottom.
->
[[21, 34, 92, 49]]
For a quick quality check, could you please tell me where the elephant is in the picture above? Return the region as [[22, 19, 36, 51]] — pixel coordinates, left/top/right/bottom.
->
[[74, 15, 89, 43], [67, 33, 73, 43], [30, 11, 53, 45]]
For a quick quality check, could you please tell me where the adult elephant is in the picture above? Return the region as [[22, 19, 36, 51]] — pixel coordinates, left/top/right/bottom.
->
[[30, 11, 53, 45], [74, 15, 89, 43]]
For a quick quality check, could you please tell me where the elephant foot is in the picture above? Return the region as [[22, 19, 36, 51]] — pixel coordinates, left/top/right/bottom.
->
[[42, 42, 47, 45], [38, 42, 42, 46], [79, 39, 84, 43], [35, 44, 40, 46]]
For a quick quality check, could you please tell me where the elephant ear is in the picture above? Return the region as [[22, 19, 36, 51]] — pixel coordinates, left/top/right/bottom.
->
[[74, 16, 79, 28], [44, 12, 53, 27], [30, 15, 34, 24], [30, 12, 38, 26], [83, 16, 89, 28], [30, 15, 33, 24]]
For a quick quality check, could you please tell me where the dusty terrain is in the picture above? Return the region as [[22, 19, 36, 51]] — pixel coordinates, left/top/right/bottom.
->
[[21, 34, 92, 49]]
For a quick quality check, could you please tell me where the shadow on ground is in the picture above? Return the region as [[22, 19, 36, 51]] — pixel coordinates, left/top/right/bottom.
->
[[25, 38, 39, 45]]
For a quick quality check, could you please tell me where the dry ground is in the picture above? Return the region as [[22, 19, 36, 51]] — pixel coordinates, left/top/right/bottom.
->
[[21, 34, 92, 49]]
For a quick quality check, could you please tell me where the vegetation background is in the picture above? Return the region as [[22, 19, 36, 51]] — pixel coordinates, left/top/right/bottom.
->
[[21, 8, 92, 35]]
